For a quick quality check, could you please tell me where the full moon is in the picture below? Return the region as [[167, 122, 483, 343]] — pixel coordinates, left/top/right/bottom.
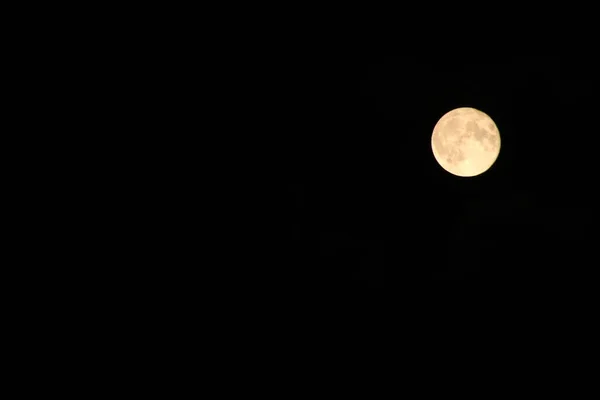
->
[[431, 107, 501, 177]]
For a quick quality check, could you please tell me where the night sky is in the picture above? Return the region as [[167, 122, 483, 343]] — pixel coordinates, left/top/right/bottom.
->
[[284, 55, 598, 316]]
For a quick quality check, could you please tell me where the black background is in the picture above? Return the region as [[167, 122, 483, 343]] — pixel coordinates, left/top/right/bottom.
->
[[283, 55, 598, 318]]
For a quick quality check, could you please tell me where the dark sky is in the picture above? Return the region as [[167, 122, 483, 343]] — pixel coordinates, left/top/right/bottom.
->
[[284, 55, 598, 315]]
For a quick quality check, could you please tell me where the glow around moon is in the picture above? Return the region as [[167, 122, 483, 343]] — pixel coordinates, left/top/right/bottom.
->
[[431, 107, 501, 177]]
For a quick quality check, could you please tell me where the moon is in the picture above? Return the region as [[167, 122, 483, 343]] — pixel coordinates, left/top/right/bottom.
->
[[431, 107, 501, 177]]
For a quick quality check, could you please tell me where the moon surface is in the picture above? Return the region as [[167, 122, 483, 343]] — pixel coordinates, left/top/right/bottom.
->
[[431, 107, 501, 177]]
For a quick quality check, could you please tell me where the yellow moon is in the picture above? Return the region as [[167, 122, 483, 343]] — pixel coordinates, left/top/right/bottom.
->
[[431, 107, 501, 177]]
